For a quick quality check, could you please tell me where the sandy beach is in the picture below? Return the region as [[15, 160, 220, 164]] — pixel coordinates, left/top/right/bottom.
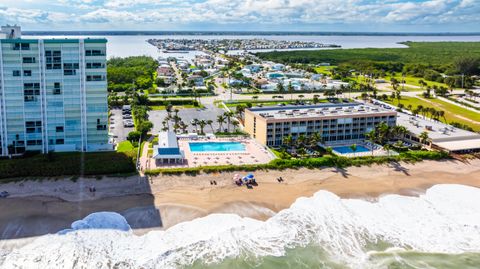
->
[[1, 159, 480, 240]]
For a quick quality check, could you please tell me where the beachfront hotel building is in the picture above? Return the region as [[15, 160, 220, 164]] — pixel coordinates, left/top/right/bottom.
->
[[244, 103, 397, 147], [0, 25, 110, 156]]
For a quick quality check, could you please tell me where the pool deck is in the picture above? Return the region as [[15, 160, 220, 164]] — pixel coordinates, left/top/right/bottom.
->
[[146, 137, 275, 169]]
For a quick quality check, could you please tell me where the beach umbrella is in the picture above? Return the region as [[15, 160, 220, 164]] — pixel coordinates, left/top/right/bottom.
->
[[247, 173, 254, 179]]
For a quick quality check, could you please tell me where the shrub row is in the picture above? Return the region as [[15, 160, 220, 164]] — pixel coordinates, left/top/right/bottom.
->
[[144, 150, 449, 176], [148, 99, 199, 106], [0, 151, 136, 181]]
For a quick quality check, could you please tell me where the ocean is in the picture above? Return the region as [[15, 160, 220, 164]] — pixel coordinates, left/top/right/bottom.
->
[[24, 34, 480, 60], [1, 184, 479, 269]]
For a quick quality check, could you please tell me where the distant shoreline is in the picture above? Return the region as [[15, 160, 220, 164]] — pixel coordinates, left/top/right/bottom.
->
[[22, 31, 480, 36]]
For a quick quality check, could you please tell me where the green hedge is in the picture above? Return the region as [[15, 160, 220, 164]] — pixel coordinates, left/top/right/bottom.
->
[[144, 150, 449, 176], [148, 99, 199, 106], [0, 152, 136, 181]]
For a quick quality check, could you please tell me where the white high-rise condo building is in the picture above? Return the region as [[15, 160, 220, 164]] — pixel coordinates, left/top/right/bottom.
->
[[0, 25, 111, 156]]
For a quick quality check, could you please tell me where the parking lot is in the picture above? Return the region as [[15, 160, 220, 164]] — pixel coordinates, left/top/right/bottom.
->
[[148, 104, 226, 134], [109, 108, 134, 142]]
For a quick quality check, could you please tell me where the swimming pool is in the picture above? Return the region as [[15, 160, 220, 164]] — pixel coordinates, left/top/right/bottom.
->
[[332, 145, 370, 154], [189, 142, 246, 152]]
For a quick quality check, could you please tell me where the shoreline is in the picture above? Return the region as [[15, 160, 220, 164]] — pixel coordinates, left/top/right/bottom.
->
[[1, 159, 480, 241]]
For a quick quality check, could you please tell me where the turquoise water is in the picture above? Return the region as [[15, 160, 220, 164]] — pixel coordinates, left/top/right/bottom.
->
[[189, 142, 245, 152], [185, 245, 480, 269], [332, 145, 370, 154]]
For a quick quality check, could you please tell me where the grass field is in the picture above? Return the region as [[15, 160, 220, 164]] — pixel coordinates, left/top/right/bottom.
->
[[384, 75, 448, 88], [117, 140, 135, 152], [314, 65, 337, 74], [384, 96, 480, 131], [257, 42, 480, 65]]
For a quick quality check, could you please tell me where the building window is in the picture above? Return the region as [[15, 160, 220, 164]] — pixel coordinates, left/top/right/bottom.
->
[[22, 57, 35, 64], [86, 75, 105, 81], [13, 43, 30, 50], [25, 121, 42, 133], [85, 49, 105, 56], [27, 140, 42, 146], [53, 82, 61, 95], [13, 70, 20, 76], [64, 69, 76, 76], [56, 126, 64, 132], [86, 62, 105, 69], [55, 139, 64, 145], [23, 70, 32, 76]]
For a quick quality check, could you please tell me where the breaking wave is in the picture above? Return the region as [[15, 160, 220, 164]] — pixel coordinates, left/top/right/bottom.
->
[[2, 184, 480, 268]]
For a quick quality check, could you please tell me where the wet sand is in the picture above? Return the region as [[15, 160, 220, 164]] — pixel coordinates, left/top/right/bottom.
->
[[1, 159, 480, 240]]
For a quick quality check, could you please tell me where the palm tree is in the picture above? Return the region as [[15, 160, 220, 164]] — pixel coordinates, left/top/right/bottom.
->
[[206, 120, 214, 133], [297, 134, 307, 148], [192, 119, 199, 133], [288, 82, 294, 101], [224, 111, 234, 132], [350, 143, 357, 157], [198, 120, 207, 135], [216, 115, 226, 132], [365, 130, 376, 156], [282, 135, 294, 151], [309, 132, 322, 149], [383, 144, 391, 157], [419, 131, 430, 145], [232, 121, 239, 132], [180, 121, 188, 133]]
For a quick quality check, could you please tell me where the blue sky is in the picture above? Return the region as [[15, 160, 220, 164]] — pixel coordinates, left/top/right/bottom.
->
[[0, 0, 479, 32]]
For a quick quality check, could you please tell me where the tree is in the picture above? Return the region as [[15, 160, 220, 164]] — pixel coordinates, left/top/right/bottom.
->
[[224, 111, 234, 132], [232, 120, 239, 132], [198, 120, 207, 135], [127, 131, 141, 142], [282, 135, 294, 150], [276, 83, 285, 93], [288, 82, 294, 101], [217, 115, 226, 132], [419, 131, 430, 145], [453, 56, 480, 76], [137, 121, 153, 137], [365, 130, 376, 156], [350, 143, 357, 157], [206, 120, 214, 133]]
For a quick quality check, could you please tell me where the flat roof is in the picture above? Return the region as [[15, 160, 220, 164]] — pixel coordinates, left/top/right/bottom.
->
[[395, 112, 480, 142], [435, 138, 480, 151], [247, 103, 396, 120]]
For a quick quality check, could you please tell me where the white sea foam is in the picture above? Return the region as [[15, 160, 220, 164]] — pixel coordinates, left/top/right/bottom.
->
[[2, 184, 480, 268]]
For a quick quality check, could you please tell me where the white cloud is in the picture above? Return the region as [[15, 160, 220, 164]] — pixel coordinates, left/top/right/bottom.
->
[[0, 0, 479, 30]]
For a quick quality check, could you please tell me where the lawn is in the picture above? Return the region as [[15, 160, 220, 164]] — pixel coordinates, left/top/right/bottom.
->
[[117, 140, 135, 152], [314, 65, 337, 75], [384, 75, 448, 88], [384, 96, 480, 131], [0, 151, 136, 181]]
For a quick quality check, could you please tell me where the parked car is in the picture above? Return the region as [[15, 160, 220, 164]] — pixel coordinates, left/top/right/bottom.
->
[[0, 191, 9, 198], [123, 114, 132, 119]]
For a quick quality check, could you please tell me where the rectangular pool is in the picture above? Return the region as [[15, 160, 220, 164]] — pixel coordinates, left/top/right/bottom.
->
[[332, 145, 370, 154], [189, 142, 246, 152]]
